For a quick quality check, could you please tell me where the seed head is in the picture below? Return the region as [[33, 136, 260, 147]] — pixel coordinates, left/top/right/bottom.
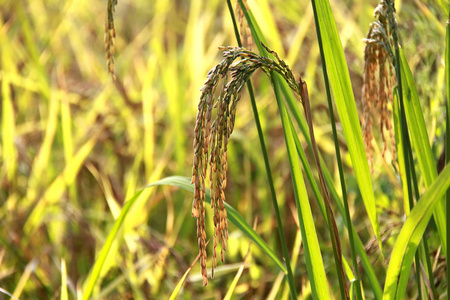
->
[[361, 1, 398, 171], [191, 44, 302, 285], [105, 0, 118, 80]]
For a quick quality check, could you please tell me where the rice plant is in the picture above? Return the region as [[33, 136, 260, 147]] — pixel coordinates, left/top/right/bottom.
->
[[0, 0, 448, 299]]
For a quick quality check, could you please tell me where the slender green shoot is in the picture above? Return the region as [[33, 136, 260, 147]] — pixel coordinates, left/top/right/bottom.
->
[[310, 0, 363, 298]]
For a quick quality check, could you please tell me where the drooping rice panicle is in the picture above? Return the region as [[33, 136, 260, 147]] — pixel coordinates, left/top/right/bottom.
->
[[361, 1, 397, 170], [191, 45, 303, 285]]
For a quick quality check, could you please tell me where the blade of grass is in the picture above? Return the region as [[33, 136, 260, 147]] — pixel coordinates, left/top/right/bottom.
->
[[24, 132, 100, 233], [267, 272, 285, 300], [311, 0, 382, 252], [399, 48, 447, 255], [223, 243, 251, 300], [277, 72, 383, 295], [61, 259, 68, 300], [405, 101, 437, 299], [298, 78, 348, 299], [153, 177, 286, 273], [278, 46, 382, 300], [392, 87, 411, 215], [25, 92, 60, 208], [310, 1, 363, 297], [392, 85, 426, 298], [287, 96, 382, 299], [82, 176, 287, 300], [281, 229, 303, 300], [82, 189, 145, 300], [246, 0, 284, 57], [58, 69, 78, 203], [382, 164, 450, 299], [386, 9, 426, 296], [169, 242, 208, 300], [237, 2, 331, 298], [1, 74, 17, 182], [140, 55, 156, 180], [272, 78, 331, 299], [13, 259, 38, 299]]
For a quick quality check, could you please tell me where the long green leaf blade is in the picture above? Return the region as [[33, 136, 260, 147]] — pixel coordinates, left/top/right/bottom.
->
[[273, 80, 331, 299], [312, 0, 381, 250], [399, 48, 447, 254], [82, 189, 144, 300], [242, 3, 381, 295], [382, 164, 450, 299], [227, 2, 297, 296], [146, 176, 286, 273], [237, 2, 331, 297], [82, 176, 286, 300]]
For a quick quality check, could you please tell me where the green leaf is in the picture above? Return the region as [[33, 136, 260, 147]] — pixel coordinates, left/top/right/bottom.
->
[[272, 80, 331, 299], [312, 0, 381, 251], [382, 164, 450, 299], [82, 189, 144, 300], [169, 251, 201, 300], [60, 259, 68, 300], [237, 2, 331, 297], [82, 176, 286, 300], [399, 48, 447, 254], [392, 87, 411, 214], [146, 176, 287, 273]]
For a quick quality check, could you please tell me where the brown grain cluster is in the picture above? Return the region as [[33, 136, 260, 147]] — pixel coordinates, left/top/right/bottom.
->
[[362, 1, 396, 170], [105, 0, 118, 80], [192, 45, 299, 285]]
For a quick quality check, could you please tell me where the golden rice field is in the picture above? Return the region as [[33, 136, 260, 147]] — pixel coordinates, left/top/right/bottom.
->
[[0, 0, 449, 298]]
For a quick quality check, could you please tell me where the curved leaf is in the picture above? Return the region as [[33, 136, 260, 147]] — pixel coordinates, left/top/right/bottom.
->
[[82, 176, 286, 300], [399, 48, 447, 254], [382, 165, 450, 299]]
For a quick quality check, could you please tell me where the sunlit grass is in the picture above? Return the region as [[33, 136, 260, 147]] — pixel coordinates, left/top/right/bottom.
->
[[0, 0, 448, 298]]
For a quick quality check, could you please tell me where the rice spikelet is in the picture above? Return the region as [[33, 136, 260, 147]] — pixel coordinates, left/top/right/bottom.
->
[[105, 0, 118, 80]]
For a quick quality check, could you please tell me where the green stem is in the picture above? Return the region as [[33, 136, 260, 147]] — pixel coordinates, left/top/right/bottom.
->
[[403, 136, 423, 299], [387, 1, 428, 296], [301, 80, 349, 299], [396, 36, 424, 300], [310, 0, 363, 298], [406, 134, 438, 299], [226, 2, 298, 298]]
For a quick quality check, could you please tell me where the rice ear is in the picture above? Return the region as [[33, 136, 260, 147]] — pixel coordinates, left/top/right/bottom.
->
[[191, 45, 304, 285], [361, 2, 397, 171], [105, 0, 118, 80]]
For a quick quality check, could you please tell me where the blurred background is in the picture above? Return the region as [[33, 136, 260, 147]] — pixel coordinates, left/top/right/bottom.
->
[[0, 0, 447, 298]]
